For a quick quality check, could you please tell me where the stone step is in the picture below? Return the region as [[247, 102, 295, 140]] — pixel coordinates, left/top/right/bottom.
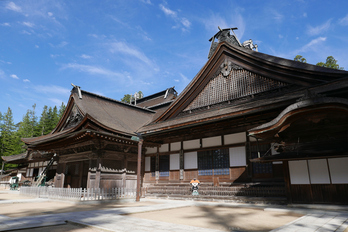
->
[[144, 186, 286, 198], [144, 194, 288, 205]]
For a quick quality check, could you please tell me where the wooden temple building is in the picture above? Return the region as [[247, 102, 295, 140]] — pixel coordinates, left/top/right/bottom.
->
[[3, 27, 348, 204]]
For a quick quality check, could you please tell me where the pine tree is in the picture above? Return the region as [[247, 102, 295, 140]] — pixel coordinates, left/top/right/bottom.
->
[[37, 106, 48, 136], [52, 106, 59, 130], [58, 102, 66, 119], [0, 108, 19, 169]]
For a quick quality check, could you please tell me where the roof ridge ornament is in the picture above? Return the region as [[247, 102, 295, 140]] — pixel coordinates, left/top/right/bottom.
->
[[208, 27, 258, 59], [71, 83, 82, 99]]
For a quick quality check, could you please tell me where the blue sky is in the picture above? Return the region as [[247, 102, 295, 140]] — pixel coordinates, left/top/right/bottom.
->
[[1, 0, 348, 124]]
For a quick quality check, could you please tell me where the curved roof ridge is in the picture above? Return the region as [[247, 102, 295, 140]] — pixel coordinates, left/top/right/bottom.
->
[[78, 89, 156, 113]]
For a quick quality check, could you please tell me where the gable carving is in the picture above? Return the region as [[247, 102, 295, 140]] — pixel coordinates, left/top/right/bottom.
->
[[184, 62, 289, 112], [62, 104, 83, 130]]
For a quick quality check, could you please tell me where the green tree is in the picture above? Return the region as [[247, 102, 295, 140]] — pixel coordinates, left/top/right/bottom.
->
[[121, 94, 132, 103], [18, 104, 37, 138], [17, 104, 38, 153], [0, 108, 19, 169], [37, 106, 49, 136], [294, 55, 307, 63], [51, 106, 59, 130], [121, 91, 143, 104], [58, 102, 66, 119], [316, 56, 344, 70]]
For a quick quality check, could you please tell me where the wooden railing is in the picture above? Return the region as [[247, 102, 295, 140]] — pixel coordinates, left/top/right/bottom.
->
[[20, 186, 136, 201]]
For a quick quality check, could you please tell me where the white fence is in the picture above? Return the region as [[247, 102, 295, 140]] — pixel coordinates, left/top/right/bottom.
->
[[20, 186, 136, 201]]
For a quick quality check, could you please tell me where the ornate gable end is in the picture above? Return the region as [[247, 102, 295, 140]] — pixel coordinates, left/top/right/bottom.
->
[[182, 58, 290, 114], [60, 103, 83, 131]]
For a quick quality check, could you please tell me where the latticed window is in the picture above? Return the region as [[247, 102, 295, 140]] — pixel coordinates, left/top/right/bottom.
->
[[198, 148, 229, 176], [184, 67, 288, 111], [250, 144, 273, 174], [159, 155, 169, 177]]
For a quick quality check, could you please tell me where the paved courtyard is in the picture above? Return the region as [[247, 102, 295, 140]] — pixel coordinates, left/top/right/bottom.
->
[[0, 190, 348, 231]]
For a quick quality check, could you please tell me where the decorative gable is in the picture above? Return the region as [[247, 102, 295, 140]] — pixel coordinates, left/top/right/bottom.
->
[[61, 103, 83, 131], [183, 58, 289, 112]]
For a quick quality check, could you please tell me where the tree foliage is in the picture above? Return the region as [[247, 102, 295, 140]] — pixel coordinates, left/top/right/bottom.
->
[[294, 55, 344, 70], [294, 55, 307, 63], [0, 102, 66, 170], [316, 56, 344, 70], [121, 94, 131, 103], [121, 91, 144, 104]]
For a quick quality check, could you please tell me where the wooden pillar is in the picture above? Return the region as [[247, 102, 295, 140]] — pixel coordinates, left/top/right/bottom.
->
[[0, 162, 5, 180], [155, 151, 159, 182], [136, 139, 143, 202], [95, 156, 101, 189], [87, 159, 92, 189], [179, 147, 184, 181], [78, 161, 83, 188], [283, 161, 292, 203], [122, 156, 127, 188]]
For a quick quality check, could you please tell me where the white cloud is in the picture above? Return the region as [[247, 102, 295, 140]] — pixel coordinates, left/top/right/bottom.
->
[[49, 98, 66, 106], [35, 45, 39, 48], [1, 23, 10, 27], [33, 85, 70, 95], [47, 12, 53, 17], [58, 41, 68, 47], [109, 42, 152, 65], [181, 18, 191, 28], [177, 73, 191, 92], [159, 4, 191, 30], [80, 54, 92, 59], [279, 34, 284, 39], [6, 2, 22, 12], [11, 74, 19, 79], [0, 70, 5, 79], [160, 4, 177, 17], [61, 63, 123, 77], [140, 0, 152, 5], [201, 12, 245, 40], [23, 79, 30, 82], [307, 19, 332, 36], [202, 14, 228, 33], [92, 91, 104, 96], [22, 30, 32, 35], [50, 54, 61, 58], [295, 37, 327, 53], [22, 22, 35, 28], [339, 14, 348, 26], [271, 10, 284, 23]]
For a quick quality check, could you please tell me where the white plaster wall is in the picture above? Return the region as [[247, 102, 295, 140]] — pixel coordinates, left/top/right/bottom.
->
[[328, 157, 348, 184], [145, 157, 151, 172], [170, 142, 181, 151], [224, 132, 246, 145], [229, 146, 246, 167], [145, 147, 157, 154], [184, 152, 198, 169], [159, 144, 169, 153], [183, 139, 200, 150], [289, 160, 310, 184], [170, 153, 180, 170], [202, 136, 221, 148], [308, 159, 330, 184]]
